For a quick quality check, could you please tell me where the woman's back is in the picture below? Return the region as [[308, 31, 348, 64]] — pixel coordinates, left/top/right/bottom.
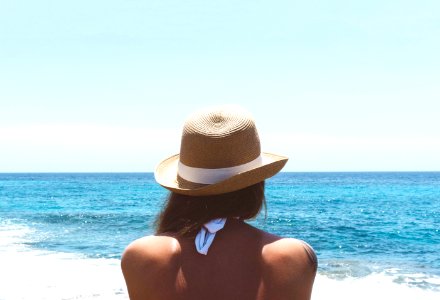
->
[[122, 106, 317, 299], [122, 218, 316, 300]]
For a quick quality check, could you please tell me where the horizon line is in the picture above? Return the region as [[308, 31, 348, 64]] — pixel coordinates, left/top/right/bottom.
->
[[1, 171, 439, 174]]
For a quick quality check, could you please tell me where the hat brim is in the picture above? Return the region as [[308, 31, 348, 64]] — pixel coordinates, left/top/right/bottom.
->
[[154, 152, 288, 196]]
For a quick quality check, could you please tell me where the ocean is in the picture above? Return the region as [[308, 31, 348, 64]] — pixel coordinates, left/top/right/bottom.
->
[[0, 172, 439, 299]]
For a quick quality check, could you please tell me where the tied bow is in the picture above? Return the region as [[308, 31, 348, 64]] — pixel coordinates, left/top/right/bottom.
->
[[195, 218, 227, 255]]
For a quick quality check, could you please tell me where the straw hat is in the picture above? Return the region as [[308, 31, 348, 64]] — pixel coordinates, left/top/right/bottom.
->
[[154, 105, 288, 196]]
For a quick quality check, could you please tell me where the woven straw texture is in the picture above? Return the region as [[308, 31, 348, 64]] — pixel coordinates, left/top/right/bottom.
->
[[179, 107, 260, 168], [154, 106, 288, 196]]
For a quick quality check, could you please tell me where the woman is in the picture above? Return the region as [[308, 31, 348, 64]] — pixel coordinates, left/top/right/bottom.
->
[[122, 106, 317, 300]]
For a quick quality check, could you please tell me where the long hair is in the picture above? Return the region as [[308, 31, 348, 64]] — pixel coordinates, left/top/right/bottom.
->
[[155, 181, 265, 237]]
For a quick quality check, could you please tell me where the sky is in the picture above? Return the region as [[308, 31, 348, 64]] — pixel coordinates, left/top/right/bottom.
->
[[0, 0, 439, 172]]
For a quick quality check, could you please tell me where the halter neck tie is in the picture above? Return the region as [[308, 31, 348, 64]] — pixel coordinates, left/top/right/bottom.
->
[[195, 218, 226, 255]]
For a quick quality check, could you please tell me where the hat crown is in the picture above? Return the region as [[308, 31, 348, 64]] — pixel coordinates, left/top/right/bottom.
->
[[179, 107, 261, 169]]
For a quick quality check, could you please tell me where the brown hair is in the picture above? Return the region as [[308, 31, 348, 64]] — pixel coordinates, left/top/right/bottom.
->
[[155, 181, 265, 237]]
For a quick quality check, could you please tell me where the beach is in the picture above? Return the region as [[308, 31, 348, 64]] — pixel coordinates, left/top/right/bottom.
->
[[0, 172, 439, 299]]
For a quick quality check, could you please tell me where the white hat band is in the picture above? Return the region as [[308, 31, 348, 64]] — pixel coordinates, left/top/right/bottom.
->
[[178, 155, 264, 185]]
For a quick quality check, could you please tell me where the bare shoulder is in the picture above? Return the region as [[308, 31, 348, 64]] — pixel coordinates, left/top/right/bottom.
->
[[261, 238, 317, 299], [121, 235, 181, 269], [121, 235, 181, 300], [262, 237, 317, 273]]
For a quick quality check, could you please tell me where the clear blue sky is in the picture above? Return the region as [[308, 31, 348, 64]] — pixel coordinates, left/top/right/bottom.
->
[[1, 0, 439, 172]]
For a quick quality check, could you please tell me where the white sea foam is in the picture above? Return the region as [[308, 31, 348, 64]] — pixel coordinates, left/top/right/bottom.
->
[[0, 222, 128, 300], [1, 221, 439, 300], [313, 273, 440, 300]]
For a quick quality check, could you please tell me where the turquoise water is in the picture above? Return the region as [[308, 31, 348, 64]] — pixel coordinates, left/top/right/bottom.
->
[[0, 172, 439, 299]]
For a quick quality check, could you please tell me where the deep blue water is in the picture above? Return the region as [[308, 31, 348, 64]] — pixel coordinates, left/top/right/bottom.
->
[[1, 172, 439, 280]]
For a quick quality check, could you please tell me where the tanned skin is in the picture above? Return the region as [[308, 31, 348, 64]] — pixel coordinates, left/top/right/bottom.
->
[[122, 218, 316, 300]]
